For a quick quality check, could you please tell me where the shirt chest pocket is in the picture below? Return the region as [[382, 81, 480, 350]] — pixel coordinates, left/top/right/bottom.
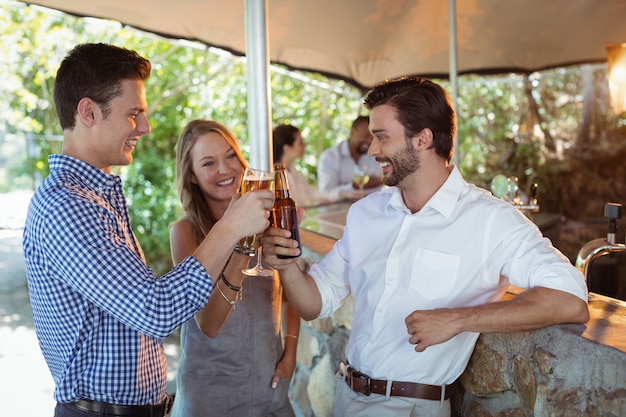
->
[[409, 248, 461, 300]]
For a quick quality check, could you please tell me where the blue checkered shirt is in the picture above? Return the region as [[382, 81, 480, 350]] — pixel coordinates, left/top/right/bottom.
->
[[23, 154, 213, 405]]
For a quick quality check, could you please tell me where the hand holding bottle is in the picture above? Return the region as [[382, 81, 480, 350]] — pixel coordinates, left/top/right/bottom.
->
[[271, 164, 302, 259]]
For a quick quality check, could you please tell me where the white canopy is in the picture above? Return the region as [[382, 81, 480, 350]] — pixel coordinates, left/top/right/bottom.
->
[[27, 0, 626, 89]]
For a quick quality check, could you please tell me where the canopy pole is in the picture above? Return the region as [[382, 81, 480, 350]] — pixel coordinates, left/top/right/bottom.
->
[[244, 0, 273, 170], [449, 0, 460, 167]]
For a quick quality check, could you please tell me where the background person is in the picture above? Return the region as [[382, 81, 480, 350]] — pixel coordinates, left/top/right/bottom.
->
[[317, 115, 383, 196], [263, 76, 589, 417], [169, 119, 300, 417], [22, 43, 273, 417], [273, 123, 362, 207]]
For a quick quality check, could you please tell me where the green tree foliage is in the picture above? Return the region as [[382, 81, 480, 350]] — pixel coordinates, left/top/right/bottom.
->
[[452, 74, 532, 187]]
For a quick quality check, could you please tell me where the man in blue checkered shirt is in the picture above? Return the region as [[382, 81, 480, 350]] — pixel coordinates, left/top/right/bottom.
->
[[22, 43, 275, 417]]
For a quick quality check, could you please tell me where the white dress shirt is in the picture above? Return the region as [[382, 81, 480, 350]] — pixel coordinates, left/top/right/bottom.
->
[[287, 165, 337, 207], [309, 165, 587, 386], [317, 140, 382, 195]]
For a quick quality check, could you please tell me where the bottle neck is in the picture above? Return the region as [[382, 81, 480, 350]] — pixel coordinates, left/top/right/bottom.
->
[[275, 175, 291, 199], [274, 164, 291, 199]]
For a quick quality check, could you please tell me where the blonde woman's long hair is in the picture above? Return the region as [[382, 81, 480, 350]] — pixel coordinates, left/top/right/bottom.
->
[[175, 119, 248, 245]]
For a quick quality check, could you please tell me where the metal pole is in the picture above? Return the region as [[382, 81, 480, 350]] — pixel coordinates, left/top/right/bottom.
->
[[449, 0, 460, 167], [244, 0, 273, 170]]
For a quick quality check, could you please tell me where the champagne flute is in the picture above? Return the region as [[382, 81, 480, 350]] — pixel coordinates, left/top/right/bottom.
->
[[353, 164, 370, 192], [236, 167, 275, 277]]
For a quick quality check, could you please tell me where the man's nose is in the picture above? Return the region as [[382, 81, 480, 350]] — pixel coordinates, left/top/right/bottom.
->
[[368, 137, 380, 156], [137, 113, 151, 135]]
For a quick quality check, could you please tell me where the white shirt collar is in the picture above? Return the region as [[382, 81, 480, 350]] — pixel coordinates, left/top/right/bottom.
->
[[385, 165, 465, 218]]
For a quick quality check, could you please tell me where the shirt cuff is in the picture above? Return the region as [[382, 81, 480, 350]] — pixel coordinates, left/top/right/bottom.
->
[[177, 256, 214, 310]]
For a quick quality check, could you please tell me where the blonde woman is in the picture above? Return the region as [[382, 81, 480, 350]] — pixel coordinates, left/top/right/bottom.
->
[[170, 120, 300, 417]]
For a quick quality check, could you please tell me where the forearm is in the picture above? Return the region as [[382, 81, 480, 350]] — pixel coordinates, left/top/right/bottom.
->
[[196, 252, 249, 337], [192, 190, 274, 279], [456, 287, 589, 334], [272, 299, 301, 386], [279, 263, 323, 321], [192, 220, 241, 279], [406, 287, 589, 352], [283, 303, 301, 359]]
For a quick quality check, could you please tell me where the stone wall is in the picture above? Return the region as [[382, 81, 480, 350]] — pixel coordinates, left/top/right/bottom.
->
[[455, 319, 625, 416], [289, 295, 354, 417], [288, 230, 626, 417]]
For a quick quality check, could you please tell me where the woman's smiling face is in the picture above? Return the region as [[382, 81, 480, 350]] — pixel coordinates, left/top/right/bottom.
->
[[189, 132, 244, 203]]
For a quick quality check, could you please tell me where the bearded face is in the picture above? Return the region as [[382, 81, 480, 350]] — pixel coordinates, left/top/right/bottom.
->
[[383, 137, 420, 187]]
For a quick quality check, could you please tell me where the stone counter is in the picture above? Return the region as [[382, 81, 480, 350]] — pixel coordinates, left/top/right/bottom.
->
[[288, 208, 626, 417]]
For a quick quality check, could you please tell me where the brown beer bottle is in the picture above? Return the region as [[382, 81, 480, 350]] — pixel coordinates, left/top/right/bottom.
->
[[272, 163, 301, 258]]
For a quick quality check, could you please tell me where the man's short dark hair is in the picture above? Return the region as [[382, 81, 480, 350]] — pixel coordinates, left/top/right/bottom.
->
[[364, 77, 456, 162], [351, 115, 369, 129], [53, 43, 151, 130]]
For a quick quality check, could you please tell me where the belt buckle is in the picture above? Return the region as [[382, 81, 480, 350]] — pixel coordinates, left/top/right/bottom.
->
[[348, 366, 371, 396]]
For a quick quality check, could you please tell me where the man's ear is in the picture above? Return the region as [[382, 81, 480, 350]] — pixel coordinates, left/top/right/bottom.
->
[[413, 128, 433, 151], [76, 98, 98, 127]]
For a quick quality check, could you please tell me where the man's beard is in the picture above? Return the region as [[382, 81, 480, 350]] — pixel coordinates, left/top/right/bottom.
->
[[383, 140, 420, 187], [357, 142, 370, 155]]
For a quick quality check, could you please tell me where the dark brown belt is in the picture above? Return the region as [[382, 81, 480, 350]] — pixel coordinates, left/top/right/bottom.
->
[[68, 396, 173, 417], [345, 365, 449, 401]]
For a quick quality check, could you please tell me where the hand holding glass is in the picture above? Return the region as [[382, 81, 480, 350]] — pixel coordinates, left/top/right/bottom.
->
[[235, 167, 275, 276], [353, 165, 370, 191]]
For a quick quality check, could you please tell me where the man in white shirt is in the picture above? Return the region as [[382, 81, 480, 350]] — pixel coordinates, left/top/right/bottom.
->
[[317, 115, 383, 196], [263, 76, 589, 417]]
